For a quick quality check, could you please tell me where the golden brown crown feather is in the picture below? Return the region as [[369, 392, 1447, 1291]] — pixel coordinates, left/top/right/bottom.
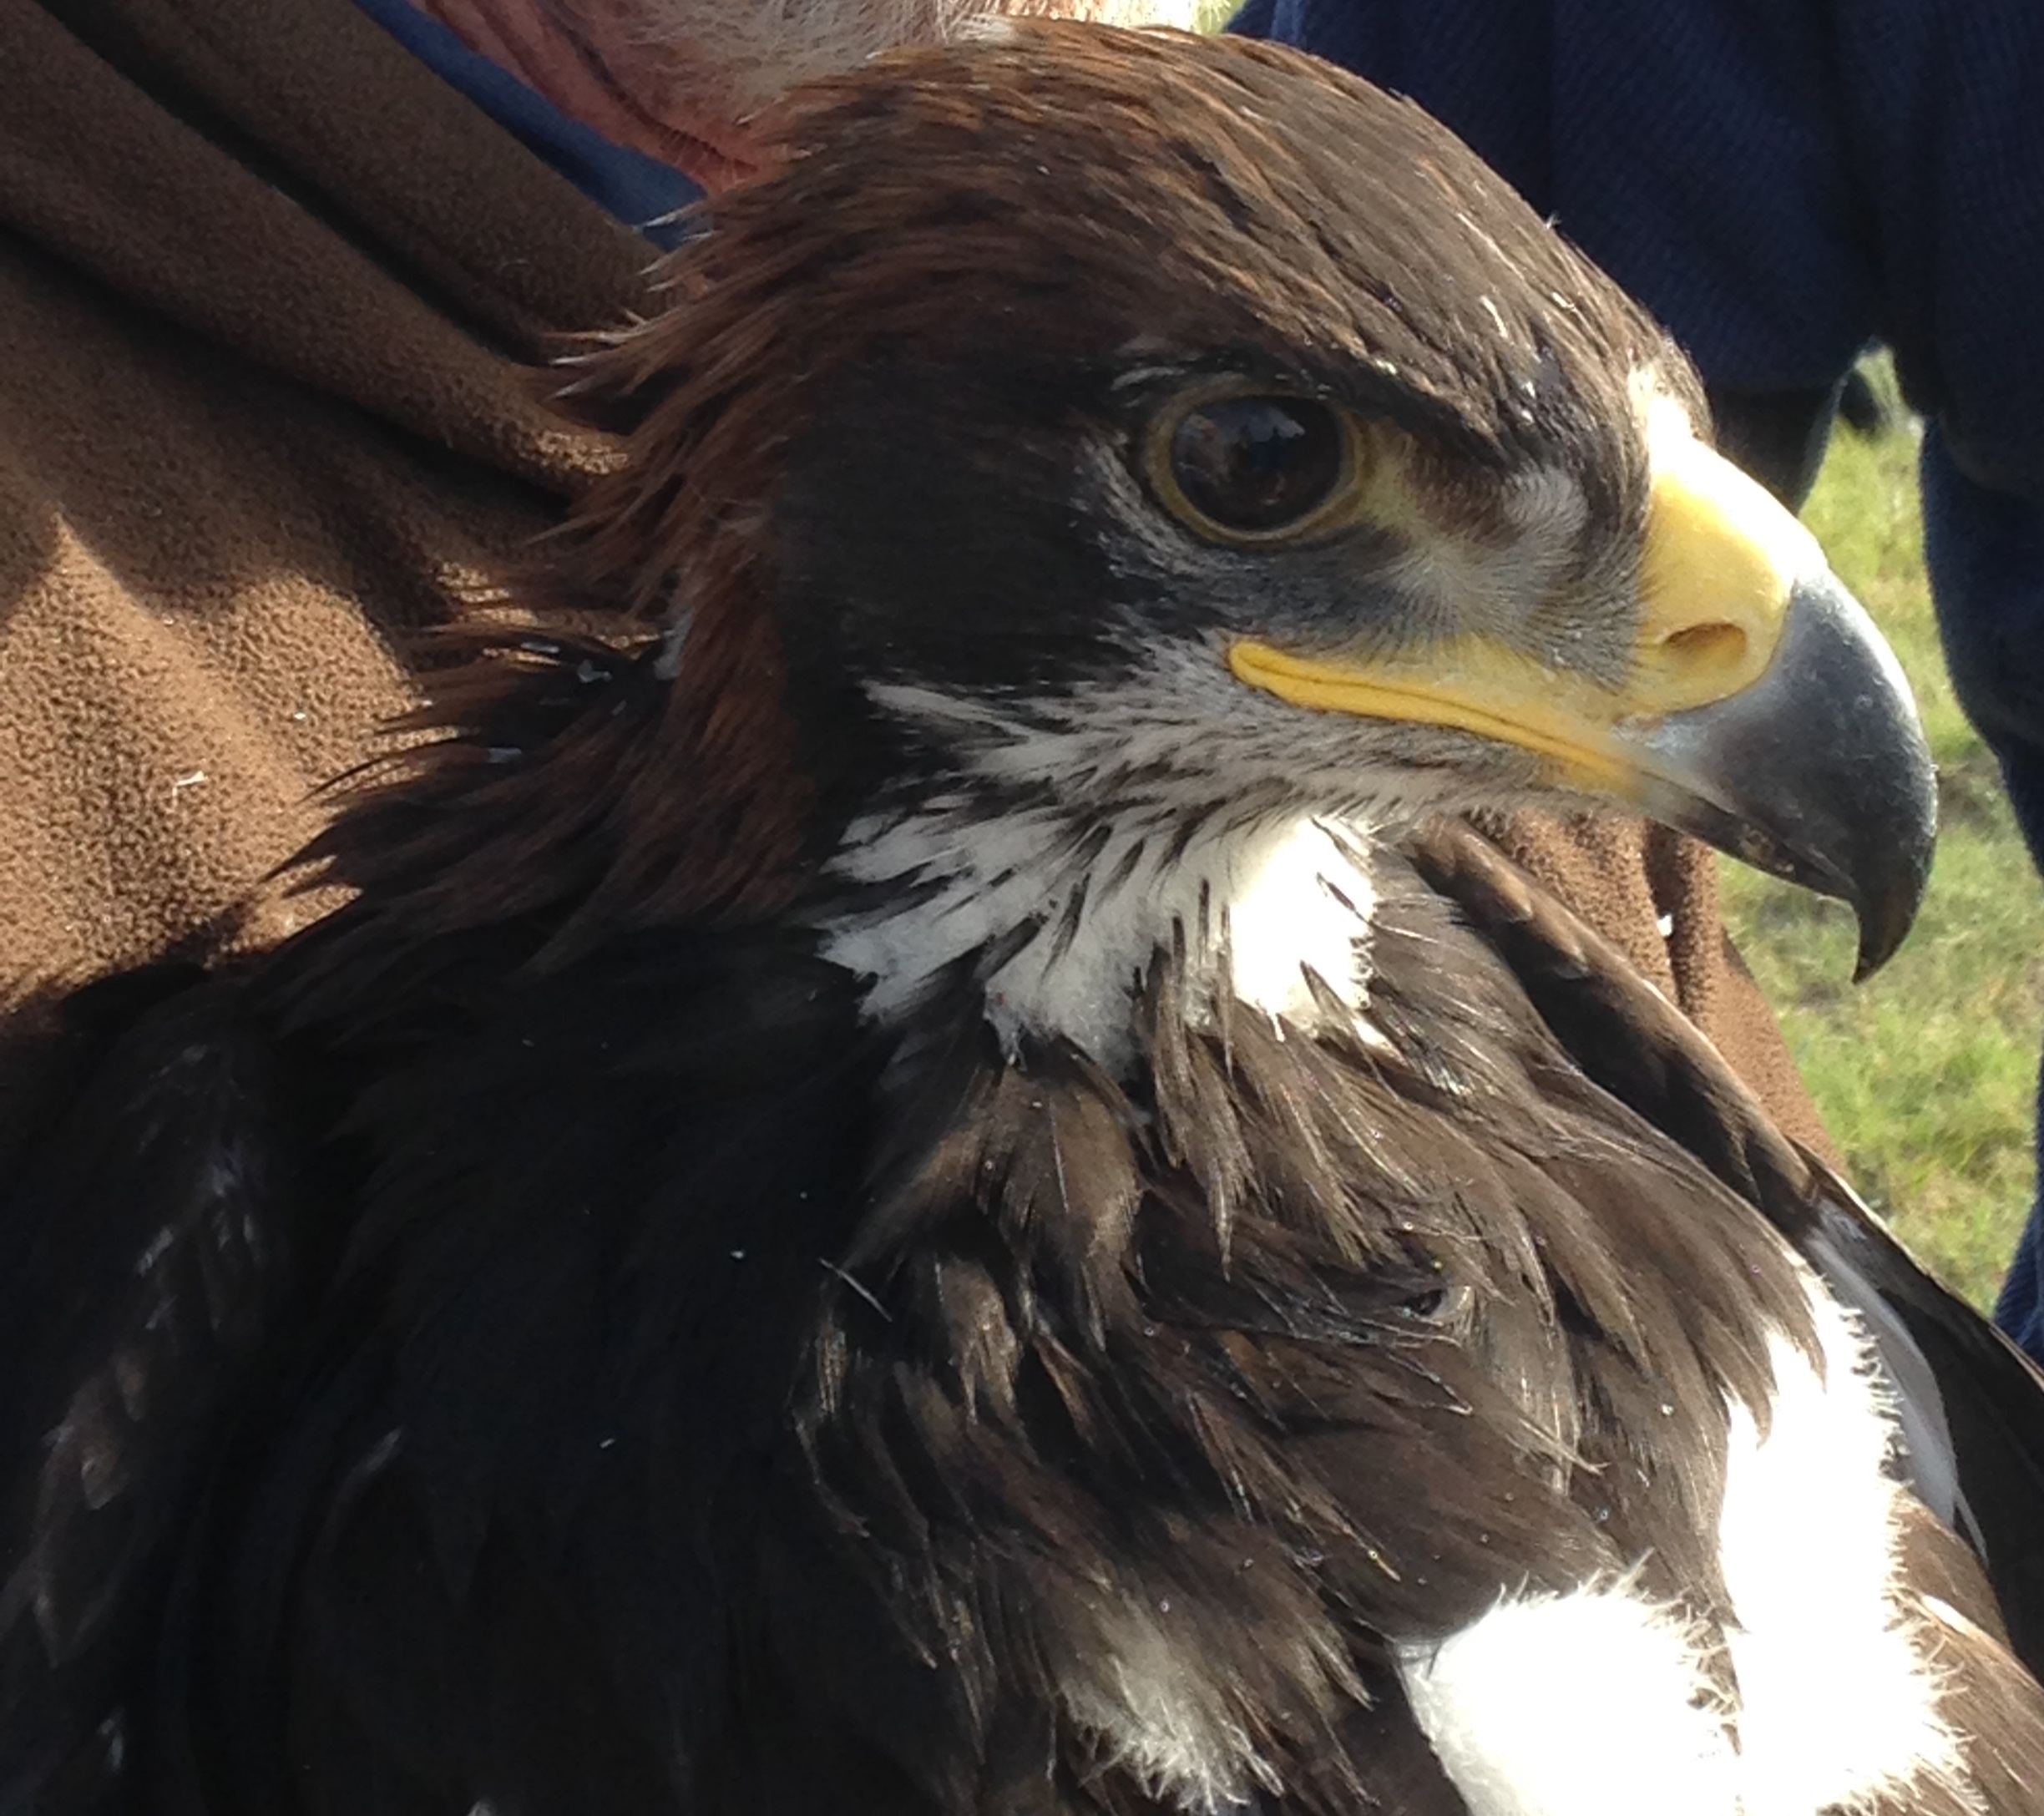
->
[[571, 23, 1682, 607]]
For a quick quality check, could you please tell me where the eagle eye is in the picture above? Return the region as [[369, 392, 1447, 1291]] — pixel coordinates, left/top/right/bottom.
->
[[1149, 391, 1360, 544]]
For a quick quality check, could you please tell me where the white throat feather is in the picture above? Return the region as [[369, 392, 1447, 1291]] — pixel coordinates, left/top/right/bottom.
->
[[819, 793, 1380, 1069], [811, 668, 1394, 1064]]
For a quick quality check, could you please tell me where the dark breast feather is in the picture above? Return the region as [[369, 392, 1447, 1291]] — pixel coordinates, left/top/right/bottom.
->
[[237, 929, 894, 1816], [1404, 818, 2044, 1674], [777, 851, 1835, 1811], [0, 971, 332, 1813], [12, 812, 2044, 1813]]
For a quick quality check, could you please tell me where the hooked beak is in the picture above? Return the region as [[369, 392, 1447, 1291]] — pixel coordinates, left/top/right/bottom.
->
[[1227, 428, 1936, 978]]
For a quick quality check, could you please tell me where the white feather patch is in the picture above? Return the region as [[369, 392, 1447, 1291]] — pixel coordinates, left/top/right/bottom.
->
[[1398, 1274, 1976, 1816], [816, 638, 1535, 1067], [822, 761, 1379, 1067], [826, 807, 1374, 1065], [1716, 1287, 1976, 1815], [1398, 1584, 1738, 1816]]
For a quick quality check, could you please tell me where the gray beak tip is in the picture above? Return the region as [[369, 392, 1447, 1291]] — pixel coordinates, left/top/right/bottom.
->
[[1627, 569, 1936, 979], [1850, 763, 1938, 982]]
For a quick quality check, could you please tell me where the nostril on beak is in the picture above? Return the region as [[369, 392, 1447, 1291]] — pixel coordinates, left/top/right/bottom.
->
[[1661, 620, 1749, 672], [1628, 616, 1766, 717]]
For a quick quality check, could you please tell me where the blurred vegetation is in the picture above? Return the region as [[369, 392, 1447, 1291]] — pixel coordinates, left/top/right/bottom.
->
[[1720, 364, 2044, 1311]]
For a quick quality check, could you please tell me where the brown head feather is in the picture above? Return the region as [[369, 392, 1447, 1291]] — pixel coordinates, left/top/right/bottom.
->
[[291, 23, 1689, 968]]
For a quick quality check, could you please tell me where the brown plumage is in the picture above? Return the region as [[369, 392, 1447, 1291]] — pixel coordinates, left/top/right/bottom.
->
[[1, 23, 2038, 1816]]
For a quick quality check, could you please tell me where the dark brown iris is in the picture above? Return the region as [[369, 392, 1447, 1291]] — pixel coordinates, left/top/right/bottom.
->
[[1168, 395, 1346, 535]]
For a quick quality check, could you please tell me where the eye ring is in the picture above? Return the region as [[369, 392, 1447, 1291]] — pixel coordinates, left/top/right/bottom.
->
[[1144, 384, 1368, 546]]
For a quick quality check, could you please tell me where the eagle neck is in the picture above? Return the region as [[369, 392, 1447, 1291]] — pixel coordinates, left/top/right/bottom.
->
[[812, 787, 1382, 1070]]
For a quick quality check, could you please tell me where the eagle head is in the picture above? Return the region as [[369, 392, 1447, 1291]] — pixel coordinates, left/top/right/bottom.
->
[[329, 22, 1934, 1062]]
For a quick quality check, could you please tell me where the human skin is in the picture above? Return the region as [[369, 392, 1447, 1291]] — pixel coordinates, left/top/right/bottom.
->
[[407, 0, 1191, 189]]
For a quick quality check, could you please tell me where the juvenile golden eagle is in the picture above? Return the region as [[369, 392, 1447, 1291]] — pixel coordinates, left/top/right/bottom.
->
[[5, 24, 2044, 1816]]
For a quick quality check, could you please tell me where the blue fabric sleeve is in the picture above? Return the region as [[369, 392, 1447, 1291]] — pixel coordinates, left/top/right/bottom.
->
[[352, 0, 703, 247]]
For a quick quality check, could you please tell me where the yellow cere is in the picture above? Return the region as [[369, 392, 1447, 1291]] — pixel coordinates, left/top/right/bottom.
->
[[1633, 422, 1816, 712]]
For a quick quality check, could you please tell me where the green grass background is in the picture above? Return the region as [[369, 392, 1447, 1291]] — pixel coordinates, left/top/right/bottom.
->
[[1719, 383, 2044, 1310]]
